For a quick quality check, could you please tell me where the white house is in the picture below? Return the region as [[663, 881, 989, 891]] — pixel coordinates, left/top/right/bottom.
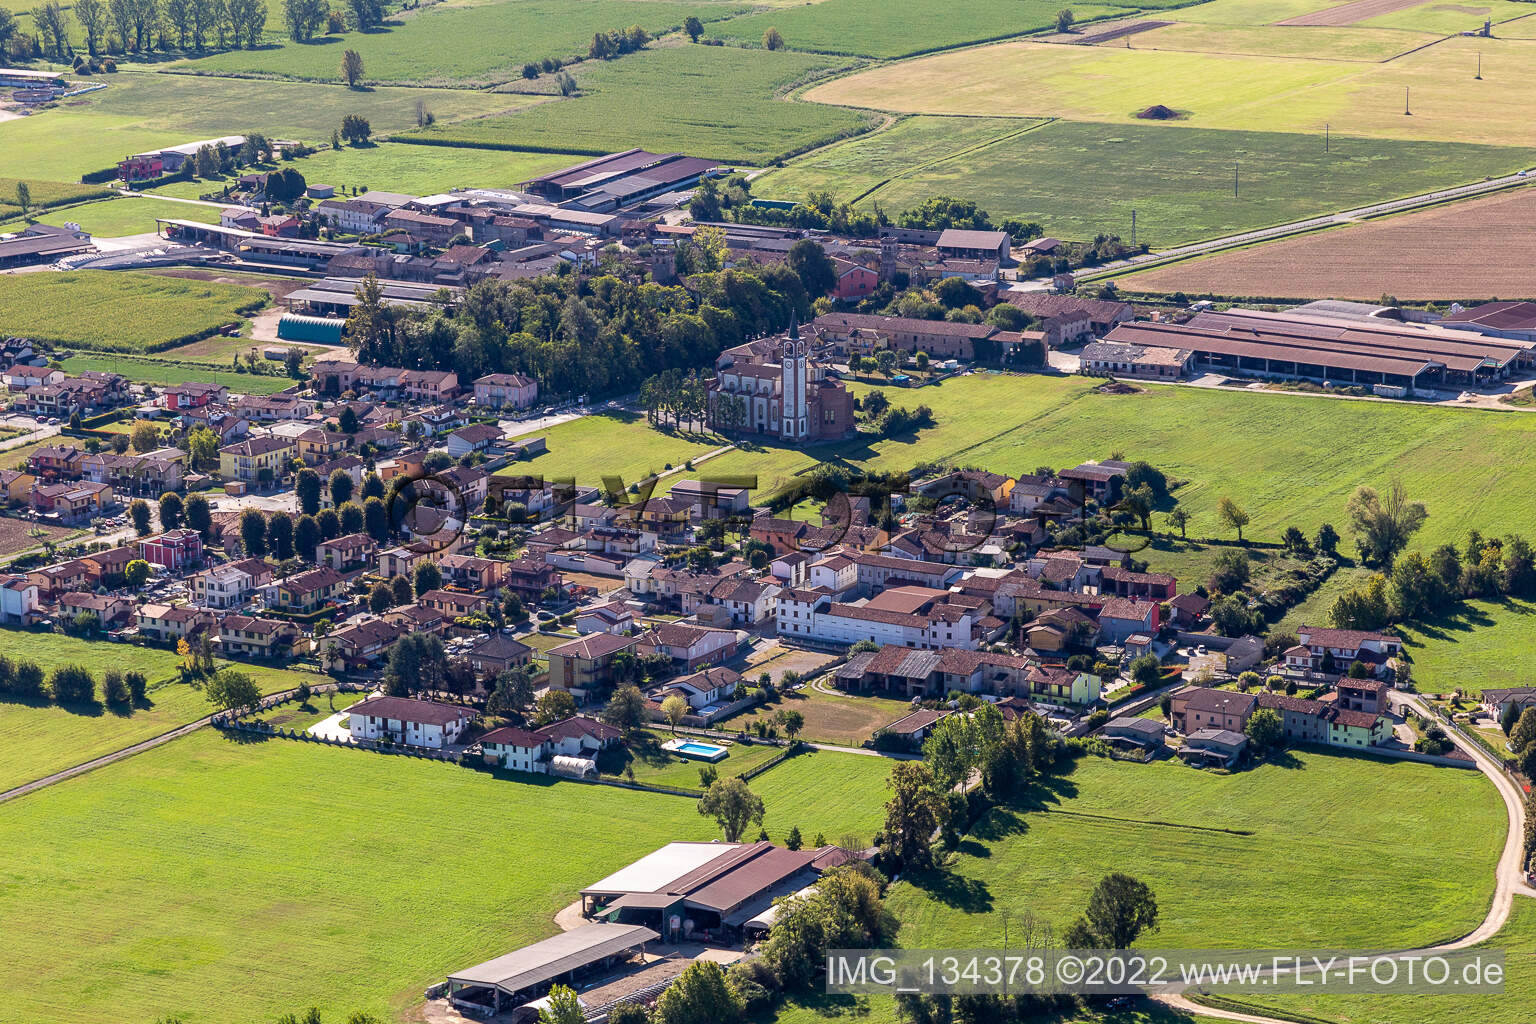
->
[[347, 694, 473, 749], [652, 666, 739, 711], [575, 601, 637, 635], [478, 725, 547, 773], [0, 575, 42, 625], [478, 716, 622, 773], [776, 585, 976, 650]]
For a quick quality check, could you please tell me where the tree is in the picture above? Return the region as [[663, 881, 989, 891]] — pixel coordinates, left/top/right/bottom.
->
[[337, 406, 360, 434], [129, 499, 152, 536], [382, 632, 448, 697], [787, 239, 836, 299], [762, 25, 783, 49], [1510, 708, 1536, 757], [661, 693, 689, 733], [880, 760, 943, 870], [205, 668, 262, 712], [187, 426, 219, 471], [294, 513, 320, 561], [158, 491, 184, 530], [240, 508, 268, 557], [317, 508, 341, 541], [1063, 873, 1158, 950], [14, 180, 31, 218], [1208, 548, 1251, 595], [1216, 496, 1250, 542], [1346, 481, 1427, 568], [267, 511, 294, 560], [102, 668, 131, 706], [296, 468, 322, 515], [31, 0, 68, 59], [1128, 653, 1161, 689], [533, 688, 576, 726], [413, 559, 442, 598], [369, 581, 392, 614], [776, 707, 804, 740], [1165, 507, 1190, 539], [282, 0, 325, 39], [488, 666, 536, 719], [341, 47, 363, 87], [131, 419, 160, 453], [74, 0, 107, 52], [50, 665, 96, 704], [1246, 707, 1283, 750], [601, 683, 648, 733], [363, 496, 389, 543], [1055, 7, 1075, 32], [536, 985, 585, 1024], [390, 574, 412, 606], [361, 471, 384, 500], [683, 14, 702, 40], [340, 112, 371, 144], [328, 467, 354, 509], [126, 670, 148, 702], [654, 961, 743, 1024], [1314, 522, 1340, 554], [124, 558, 151, 588], [698, 777, 765, 842]]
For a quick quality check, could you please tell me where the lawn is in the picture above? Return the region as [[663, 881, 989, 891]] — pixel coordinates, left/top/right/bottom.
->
[[0, 729, 718, 1023], [174, 1, 749, 86], [747, 748, 894, 848], [888, 750, 1505, 952], [0, 195, 225, 238], [153, 141, 580, 199], [247, 690, 366, 730], [0, 176, 114, 212], [0, 436, 84, 472], [0, 71, 529, 181], [760, 118, 1530, 244], [806, 34, 1536, 148], [722, 687, 915, 747], [1396, 597, 1536, 696], [0, 637, 322, 794], [596, 728, 786, 789], [0, 270, 268, 353], [407, 43, 874, 164], [503, 410, 728, 492], [710, 0, 1133, 58], [59, 353, 302, 394]]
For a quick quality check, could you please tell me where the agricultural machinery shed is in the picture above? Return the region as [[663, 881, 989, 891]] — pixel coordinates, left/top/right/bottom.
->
[[445, 922, 658, 1013]]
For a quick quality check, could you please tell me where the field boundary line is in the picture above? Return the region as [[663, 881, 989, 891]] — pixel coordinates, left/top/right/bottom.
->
[[852, 117, 1057, 206]]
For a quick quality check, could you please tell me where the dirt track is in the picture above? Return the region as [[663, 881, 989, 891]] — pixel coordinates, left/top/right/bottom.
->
[[1277, 0, 1427, 26]]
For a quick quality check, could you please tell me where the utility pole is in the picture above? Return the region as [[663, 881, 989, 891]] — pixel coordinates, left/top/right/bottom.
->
[[1325, 122, 1329, 153], [1476, 51, 1482, 79], [1405, 86, 1411, 115], [1131, 208, 1136, 248], [1234, 161, 1239, 199]]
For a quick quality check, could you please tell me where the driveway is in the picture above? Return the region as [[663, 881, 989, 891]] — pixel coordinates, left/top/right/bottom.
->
[[307, 711, 353, 743]]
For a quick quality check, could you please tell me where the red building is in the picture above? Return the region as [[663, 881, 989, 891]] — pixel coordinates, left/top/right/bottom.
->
[[830, 258, 877, 301], [138, 529, 204, 571]]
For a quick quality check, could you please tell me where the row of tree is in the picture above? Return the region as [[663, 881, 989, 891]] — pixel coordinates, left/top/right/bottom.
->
[[1330, 527, 1534, 631], [9, 0, 269, 58], [0, 656, 148, 708]]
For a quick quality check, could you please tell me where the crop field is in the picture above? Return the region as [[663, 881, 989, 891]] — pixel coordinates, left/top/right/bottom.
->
[[1395, 597, 1536, 695], [889, 751, 1504, 951], [58, 353, 303, 393], [0, 71, 529, 181], [746, 749, 894, 846], [407, 44, 873, 164], [0, 271, 268, 352], [1119, 184, 1536, 298], [176, 0, 748, 86], [1, 195, 224, 238], [153, 141, 579, 199], [0, 177, 113, 212], [0, 518, 75, 559], [1119, 21, 1438, 59], [722, 687, 916, 746], [806, 34, 1536, 147], [710, 0, 1133, 58], [760, 118, 1526, 245]]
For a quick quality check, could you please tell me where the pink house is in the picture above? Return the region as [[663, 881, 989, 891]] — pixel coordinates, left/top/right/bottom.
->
[[830, 258, 877, 301], [138, 529, 204, 571], [472, 373, 538, 410]]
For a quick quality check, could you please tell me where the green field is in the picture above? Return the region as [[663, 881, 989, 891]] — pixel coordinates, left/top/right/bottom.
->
[[723, 687, 915, 747], [505, 410, 728, 489], [0, 176, 113, 212], [0, 71, 530, 180], [747, 749, 894, 846], [407, 43, 873, 164], [0, 270, 268, 352], [1396, 597, 1536, 696], [759, 117, 1531, 245], [889, 750, 1505, 951], [596, 728, 786, 788], [152, 141, 580, 199], [1, 195, 224, 238], [59, 352, 302, 393], [176, 1, 748, 85], [712, 0, 1132, 58]]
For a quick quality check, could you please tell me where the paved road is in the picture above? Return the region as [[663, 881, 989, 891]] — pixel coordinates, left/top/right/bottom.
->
[[1055, 171, 1536, 282], [1150, 689, 1534, 1023]]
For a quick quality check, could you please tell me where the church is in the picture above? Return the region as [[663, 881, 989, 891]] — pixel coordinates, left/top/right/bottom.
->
[[707, 317, 856, 442]]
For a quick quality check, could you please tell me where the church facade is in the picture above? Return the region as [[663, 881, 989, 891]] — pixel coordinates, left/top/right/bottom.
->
[[707, 319, 856, 442]]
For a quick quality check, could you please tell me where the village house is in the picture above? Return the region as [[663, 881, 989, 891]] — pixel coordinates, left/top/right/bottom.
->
[[479, 716, 622, 774], [136, 602, 217, 643], [138, 529, 204, 572], [217, 614, 300, 660], [1284, 625, 1403, 677], [315, 533, 376, 572], [219, 436, 295, 485], [348, 694, 474, 749], [419, 589, 491, 620], [31, 481, 114, 522], [190, 562, 263, 609], [316, 617, 406, 672], [58, 590, 135, 629], [472, 372, 538, 410], [650, 665, 740, 712], [0, 576, 43, 625], [461, 633, 534, 680], [266, 567, 346, 615], [445, 422, 504, 458], [634, 622, 740, 672], [575, 601, 638, 635], [546, 632, 639, 697], [1170, 686, 1256, 734]]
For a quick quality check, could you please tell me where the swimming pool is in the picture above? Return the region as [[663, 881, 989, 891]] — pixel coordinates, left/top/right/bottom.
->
[[662, 737, 730, 762]]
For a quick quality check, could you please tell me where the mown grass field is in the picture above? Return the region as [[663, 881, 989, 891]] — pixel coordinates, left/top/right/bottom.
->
[[152, 141, 580, 199], [58, 353, 301, 393], [176, 1, 747, 85], [0, 177, 113, 212], [0, 71, 529, 180], [0, 270, 268, 352], [711, 0, 1132, 58], [723, 687, 915, 747], [596, 728, 786, 789], [1122, 21, 1439, 60], [760, 117, 1529, 244], [806, 34, 1536, 147], [1396, 597, 1536, 696], [889, 750, 1504, 951], [505, 411, 728, 490], [0, 195, 224, 238], [747, 748, 894, 847], [407, 43, 873, 164]]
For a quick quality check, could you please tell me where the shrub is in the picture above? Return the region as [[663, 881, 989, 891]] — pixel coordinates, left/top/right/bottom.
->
[[50, 664, 96, 705]]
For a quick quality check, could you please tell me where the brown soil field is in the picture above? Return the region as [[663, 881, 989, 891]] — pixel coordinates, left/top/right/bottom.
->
[[1078, 19, 1171, 44], [1119, 185, 1536, 301], [1278, 0, 1424, 25], [0, 517, 76, 559]]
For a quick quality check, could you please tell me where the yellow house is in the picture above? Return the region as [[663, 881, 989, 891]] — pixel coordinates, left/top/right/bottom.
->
[[295, 428, 349, 462], [219, 436, 295, 484]]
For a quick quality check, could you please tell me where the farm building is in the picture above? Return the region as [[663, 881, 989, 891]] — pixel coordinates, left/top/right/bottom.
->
[[120, 136, 245, 181], [1080, 340, 1193, 380], [445, 923, 659, 1016], [1103, 307, 1530, 393], [522, 149, 725, 210], [0, 224, 93, 269]]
